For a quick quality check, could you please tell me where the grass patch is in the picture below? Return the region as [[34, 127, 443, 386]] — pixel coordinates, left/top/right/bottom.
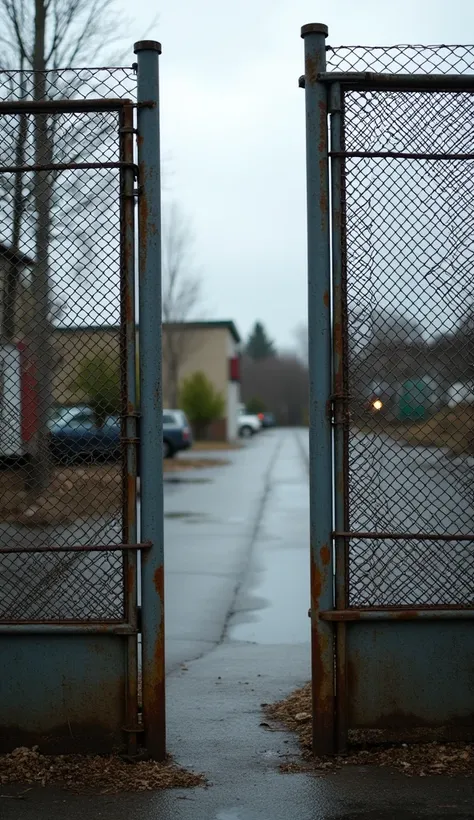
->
[[355, 406, 474, 456], [400, 406, 474, 455], [0, 455, 228, 525]]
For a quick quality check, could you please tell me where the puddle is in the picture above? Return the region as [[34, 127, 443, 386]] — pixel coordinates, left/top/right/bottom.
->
[[164, 476, 213, 484], [164, 511, 210, 523]]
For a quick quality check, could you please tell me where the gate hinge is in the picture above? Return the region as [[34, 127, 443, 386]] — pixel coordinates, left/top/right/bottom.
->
[[329, 392, 351, 426]]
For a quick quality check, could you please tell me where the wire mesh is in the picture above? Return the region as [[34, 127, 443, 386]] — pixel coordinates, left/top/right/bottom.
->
[[342, 87, 474, 608], [327, 44, 474, 76], [0, 67, 136, 622]]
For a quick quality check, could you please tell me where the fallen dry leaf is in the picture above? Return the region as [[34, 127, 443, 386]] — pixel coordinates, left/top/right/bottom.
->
[[264, 683, 474, 778], [0, 746, 206, 794]]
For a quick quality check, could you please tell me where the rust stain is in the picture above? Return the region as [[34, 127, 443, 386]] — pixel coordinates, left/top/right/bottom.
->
[[319, 159, 328, 214], [138, 173, 148, 258], [124, 278, 133, 323], [126, 559, 135, 597], [126, 473, 136, 521], [142, 563, 166, 758], [311, 558, 322, 606], [337, 471, 344, 497], [320, 543, 330, 566], [311, 623, 335, 754], [391, 609, 420, 620], [322, 608, 422, 622], [333, 322, 343, 356], [318, 101, 327, 155], [305, 54, 318, 85], [323, 290, 329, 308], [153, 565, 163, 596]]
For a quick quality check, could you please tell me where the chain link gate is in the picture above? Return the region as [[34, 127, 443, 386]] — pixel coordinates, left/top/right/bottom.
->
[[302, 24, 474, 755], [0, 42, 165, 758]]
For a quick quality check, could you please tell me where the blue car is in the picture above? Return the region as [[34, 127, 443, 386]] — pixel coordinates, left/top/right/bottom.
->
[[49, 406, 193, 464], [162, 410, 193, 458], [48, 407, 120, 462]]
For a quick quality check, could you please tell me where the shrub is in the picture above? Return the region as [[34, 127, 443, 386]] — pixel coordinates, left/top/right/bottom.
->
[[75, 354, 120, 426], [180, 371, 225, 440]]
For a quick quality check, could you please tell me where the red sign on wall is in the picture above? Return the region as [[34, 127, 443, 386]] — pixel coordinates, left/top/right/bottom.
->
[[229, 356, 240, 383]]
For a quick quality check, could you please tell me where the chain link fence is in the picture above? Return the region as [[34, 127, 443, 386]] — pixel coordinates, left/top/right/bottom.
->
[[338, 48, 474, 608], [0, 67, 137, 622], [327, 43, 474, 75]]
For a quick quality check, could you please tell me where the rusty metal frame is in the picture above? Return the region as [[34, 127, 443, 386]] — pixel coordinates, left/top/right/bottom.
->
[[301, 23, 335, 757], [333, 531, 474, 541], [134, 39, 166, 762], [0, 543, 150, 554], [330, 151, 474, 161], [321, 608, 474, 621], [0, 95, 144, 754], [0, 161, 137, 174], [300, 71, 474, 90], [0, 98, 132, 113], [302, 22, 474, 756], [120, 100, 140, 753], [329, 80, 350, 753]]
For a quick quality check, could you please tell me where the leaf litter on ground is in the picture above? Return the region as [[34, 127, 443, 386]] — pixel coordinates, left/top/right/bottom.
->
[[0, 746, 206, 794], [264, 683, 474, 778]]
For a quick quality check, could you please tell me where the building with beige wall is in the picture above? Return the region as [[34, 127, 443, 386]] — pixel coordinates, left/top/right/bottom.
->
[[52, 320, 241, 441]]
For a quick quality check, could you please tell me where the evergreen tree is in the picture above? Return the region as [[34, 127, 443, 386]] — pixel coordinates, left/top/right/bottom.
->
[[245, 321, 276, 360]]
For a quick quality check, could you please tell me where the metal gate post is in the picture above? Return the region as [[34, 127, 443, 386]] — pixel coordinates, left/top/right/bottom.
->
[[134, 39, 165, 760], [329, 82, 348, 753], [301, 23, 335, 755], [121, 101, 140, 756]]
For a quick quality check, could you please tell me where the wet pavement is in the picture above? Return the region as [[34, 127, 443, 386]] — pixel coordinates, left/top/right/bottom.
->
[[3, 428, 474, 818]]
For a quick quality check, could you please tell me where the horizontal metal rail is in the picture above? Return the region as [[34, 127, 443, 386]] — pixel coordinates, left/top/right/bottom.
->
[[0, 98, 133, 113], [321, 608, 474, 621], [299, 71, 474, 90], [0, 622, 138, 634], [0, 161, 137, 174], [0, 541, 152, 554], [329, 150, 474, 161], [333, 531, 474, 542]]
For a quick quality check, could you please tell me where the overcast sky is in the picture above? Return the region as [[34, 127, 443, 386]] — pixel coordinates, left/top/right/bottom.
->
[[114, 0, 474, 351]]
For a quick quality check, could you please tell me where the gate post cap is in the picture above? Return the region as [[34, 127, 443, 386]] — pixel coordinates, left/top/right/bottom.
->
[[301, 23, 329, 38], [134, 40, 162, 54]]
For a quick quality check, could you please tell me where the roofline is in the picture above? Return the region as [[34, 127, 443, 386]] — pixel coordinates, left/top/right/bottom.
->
[[164, 320, 241, 343], [0, 242, 35, 267], [54, 319, 242, 344]]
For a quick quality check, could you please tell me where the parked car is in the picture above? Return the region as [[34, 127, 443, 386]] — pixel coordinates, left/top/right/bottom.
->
[[48, 406, 120, 462], [258, 412, 276, 428], [237, 408, 261, 438], [162, 409, 193, 458]]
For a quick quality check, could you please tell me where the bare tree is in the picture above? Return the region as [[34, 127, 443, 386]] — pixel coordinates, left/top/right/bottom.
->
[[162, 201, 202, 408], [241, 354, 308, 426], [0, 0, 132, 494]]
